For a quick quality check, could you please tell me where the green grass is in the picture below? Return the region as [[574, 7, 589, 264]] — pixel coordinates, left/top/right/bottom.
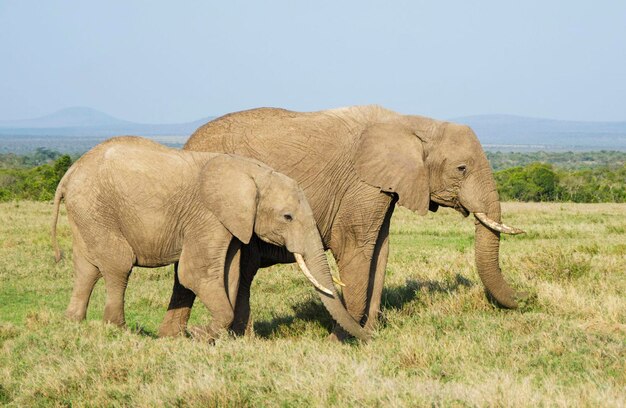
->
[[1, 201, 625, 406]]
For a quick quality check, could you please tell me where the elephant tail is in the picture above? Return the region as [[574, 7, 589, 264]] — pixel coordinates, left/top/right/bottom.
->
[[51, 167, 73, 263]]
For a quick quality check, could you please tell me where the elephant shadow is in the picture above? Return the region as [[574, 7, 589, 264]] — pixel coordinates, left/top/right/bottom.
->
[[381, 274, 474, 311], [252, 274, 474, 339], [252, 301, 333, 339]]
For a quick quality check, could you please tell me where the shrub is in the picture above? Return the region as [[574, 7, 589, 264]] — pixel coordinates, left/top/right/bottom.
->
[[495, 163, 559, 201], [495, 163, 626, 203], [0, 155, 72, 202]]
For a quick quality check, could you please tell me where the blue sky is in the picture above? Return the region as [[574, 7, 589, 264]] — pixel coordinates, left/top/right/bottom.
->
[[1, 1, 625, 123]]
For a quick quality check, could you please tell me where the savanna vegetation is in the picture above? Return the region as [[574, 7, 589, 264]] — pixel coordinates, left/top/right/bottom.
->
[[494, 163, 626, 202], [487, 151, 626, 202], [2, 149, 625, 203], [0, 151, 73, 202], [0, 201, 624, 406]]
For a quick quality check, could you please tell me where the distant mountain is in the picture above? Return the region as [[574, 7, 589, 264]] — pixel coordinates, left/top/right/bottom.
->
[[0, 107, 214, 137], [450, 114, 626, 149], [0, 107, 133, 128], [2, 108, 626, 151]]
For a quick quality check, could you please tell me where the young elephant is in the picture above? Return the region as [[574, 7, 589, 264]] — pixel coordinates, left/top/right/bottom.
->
[[51, 136, 368, 341]]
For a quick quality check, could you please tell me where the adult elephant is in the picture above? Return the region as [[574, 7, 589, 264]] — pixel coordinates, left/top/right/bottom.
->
[[158, 105, 525, 339]]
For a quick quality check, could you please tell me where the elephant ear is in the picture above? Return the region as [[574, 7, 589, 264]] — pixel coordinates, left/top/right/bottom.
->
[[354, 122, 430, 215], [199, 155, 259, 244]]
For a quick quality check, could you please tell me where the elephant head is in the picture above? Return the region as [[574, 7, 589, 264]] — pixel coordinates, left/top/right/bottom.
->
[[199, 155, 370, 340], [354, 116, 524, 309]]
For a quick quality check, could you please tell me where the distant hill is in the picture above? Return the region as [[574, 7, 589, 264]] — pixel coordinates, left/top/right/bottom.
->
[[0, 107, 133, 128], [0, 107, 214, 137], [0, 107, 217, 153], [451, 114, 626, 150], [2, 108, 626, 152]]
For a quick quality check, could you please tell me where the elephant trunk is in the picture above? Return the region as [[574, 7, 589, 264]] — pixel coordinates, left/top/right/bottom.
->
[[294, 253, 333, 295], [473, 193, 519, 308], [299, 231, 370, 341]]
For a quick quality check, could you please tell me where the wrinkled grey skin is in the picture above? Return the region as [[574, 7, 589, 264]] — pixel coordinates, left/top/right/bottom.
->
[[51, 136, 368, 341], [159, 106, 525, 340]]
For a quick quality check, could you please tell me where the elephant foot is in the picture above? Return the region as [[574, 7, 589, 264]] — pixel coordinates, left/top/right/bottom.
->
[[158, 307, 192, 338], [158, 323, 187, 338], [65, 308, 86, 322], [158, 315, 188, 338], [188, 325, 229, 342], [328, 324, 351, 343], [103, 319, 126, 328], [230, 317, 256, 338], [230, 320, 247, 337]]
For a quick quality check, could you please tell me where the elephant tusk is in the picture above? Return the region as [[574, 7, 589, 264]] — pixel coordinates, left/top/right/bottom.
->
[[474, 213, 525, 235], [332, 275, 346, 287], [294, 253, 334, 296]]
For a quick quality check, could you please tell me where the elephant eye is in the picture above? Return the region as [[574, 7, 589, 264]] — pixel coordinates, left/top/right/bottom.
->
[[283, 213, 293, 222], [457, 164, 467, 173]]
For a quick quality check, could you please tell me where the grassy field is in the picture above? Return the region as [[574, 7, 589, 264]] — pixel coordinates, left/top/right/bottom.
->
[[0, 201, 624, 406]]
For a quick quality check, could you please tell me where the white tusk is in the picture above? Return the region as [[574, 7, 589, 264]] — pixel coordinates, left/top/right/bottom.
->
[[474, 212, 525, 235], [332, 275, 346, 287], [294, 253, 334, 295]]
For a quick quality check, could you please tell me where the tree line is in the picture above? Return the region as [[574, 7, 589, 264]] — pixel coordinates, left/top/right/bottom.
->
[[1, 149, 625, 203], [487, 150, 626, 202], [0, 151, 73, 201], [486, 150, 626, 172], [494, 162, 626, 202]]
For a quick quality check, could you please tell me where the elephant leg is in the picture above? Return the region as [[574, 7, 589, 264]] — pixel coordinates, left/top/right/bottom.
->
[[327, 187, 393, 341], [180, 266, 234, 340], [230, 267, 254, 336], [161, 235, 243, 339], [329, 248, 374, 341], [363, 236, 390, 331], [225, 239, 242, 309], [158, 262, 196, 338], [178, 227, 234, 340], [66, 246, 101, 321], [192, 277, 234, 339], [230, 243, 260, 336], [364, 201, 395, 331], [103, 268, 132, 326], [99, 239, 135, 327]]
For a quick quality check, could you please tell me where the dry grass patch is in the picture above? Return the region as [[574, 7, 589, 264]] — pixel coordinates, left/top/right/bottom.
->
[[0, 201, 625, 406]]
